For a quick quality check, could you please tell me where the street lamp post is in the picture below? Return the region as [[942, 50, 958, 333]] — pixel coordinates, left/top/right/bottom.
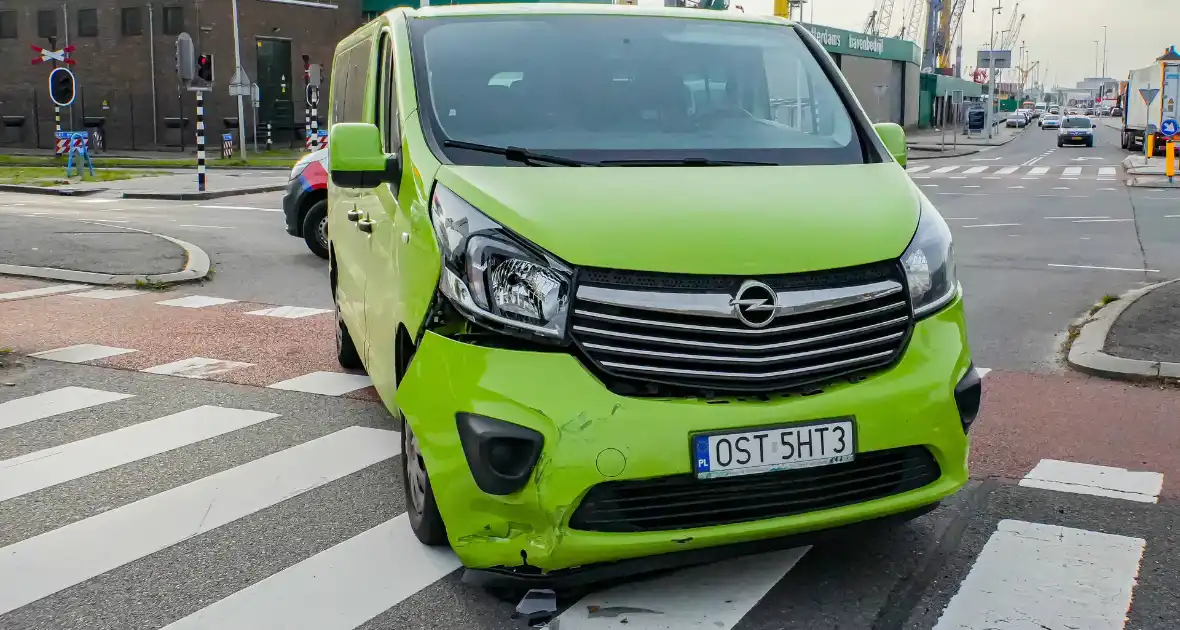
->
[[1093, 39, 1099, 79], [987, 1, 1003, 139], [1102, 25, 1108, 78], [231, 0, 247, 160]]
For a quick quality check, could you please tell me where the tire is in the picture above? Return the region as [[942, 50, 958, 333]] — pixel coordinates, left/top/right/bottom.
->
[[302, 200, 329, 260], [334, 294, 364, 370], [1120, 132, 1128, 149], [403, 420, 449, 546], [1057, 140, 1063, 147], [1087, 139, 1094, 148]]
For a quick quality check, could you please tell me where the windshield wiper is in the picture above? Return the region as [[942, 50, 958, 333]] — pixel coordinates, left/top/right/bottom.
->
[[442, 139, 598, 167], [597, 157, 780, 166]]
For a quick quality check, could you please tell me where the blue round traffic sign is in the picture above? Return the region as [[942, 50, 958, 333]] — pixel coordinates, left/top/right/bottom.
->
[[1161, 118, 1179, 138]]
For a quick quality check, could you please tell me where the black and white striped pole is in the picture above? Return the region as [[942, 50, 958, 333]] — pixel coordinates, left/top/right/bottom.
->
[[310, 87, 319, 151], [196, 90, 206, 192]]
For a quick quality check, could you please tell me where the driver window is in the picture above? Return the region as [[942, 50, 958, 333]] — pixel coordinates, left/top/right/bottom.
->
[[376, 33, 399, 154]]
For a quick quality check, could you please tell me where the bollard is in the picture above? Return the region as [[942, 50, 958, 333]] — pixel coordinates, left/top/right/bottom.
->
[[1147, 133, 1155, 158], [1168, 141, 1176, 184], [266, 122, 273, 152]]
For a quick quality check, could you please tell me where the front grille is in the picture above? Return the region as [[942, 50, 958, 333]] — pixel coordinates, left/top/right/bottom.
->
[[568, 446, 940, 533], [569, 262, 913, 395]]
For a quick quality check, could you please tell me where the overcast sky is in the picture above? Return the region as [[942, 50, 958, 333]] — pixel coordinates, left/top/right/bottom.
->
[[641, 0, 1176, 88]]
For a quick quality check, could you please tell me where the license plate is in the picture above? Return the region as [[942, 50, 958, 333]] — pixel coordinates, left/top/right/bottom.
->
[[692, 419, 855, 479], [1072, 136, 1084, 141]]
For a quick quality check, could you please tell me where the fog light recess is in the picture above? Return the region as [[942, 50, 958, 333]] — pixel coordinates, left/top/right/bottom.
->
[[456, 413, 544, 495]]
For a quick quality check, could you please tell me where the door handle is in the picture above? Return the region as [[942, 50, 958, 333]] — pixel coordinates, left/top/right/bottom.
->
[[346, 209, 362, 222], [357, 219, 374, 233]]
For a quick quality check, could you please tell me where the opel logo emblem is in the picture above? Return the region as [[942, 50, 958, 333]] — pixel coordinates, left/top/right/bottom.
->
[[730, 280, 778, 328]]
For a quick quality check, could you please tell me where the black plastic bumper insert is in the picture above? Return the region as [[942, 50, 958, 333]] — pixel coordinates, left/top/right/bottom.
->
[[456, 413, 544, 496]]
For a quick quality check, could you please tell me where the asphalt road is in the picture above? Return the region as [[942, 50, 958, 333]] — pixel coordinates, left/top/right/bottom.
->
[[3, 131, 1180, 629]]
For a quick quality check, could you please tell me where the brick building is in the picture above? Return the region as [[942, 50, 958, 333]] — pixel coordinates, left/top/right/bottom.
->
[[0, 0, 363, 151]]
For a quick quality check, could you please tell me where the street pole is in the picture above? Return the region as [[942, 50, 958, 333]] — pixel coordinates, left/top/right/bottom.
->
[[231, 0, 248, 160], [1102, 26, 1108, 78], [987, 1, 1001, 139], [1093, 40, 1099, 79]]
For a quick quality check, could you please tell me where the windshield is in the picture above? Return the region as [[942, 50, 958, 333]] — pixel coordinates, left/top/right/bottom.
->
[[409, 14, 870, 166], [1062, 117, 1091, 129], [1044, 115, 1060, 121]]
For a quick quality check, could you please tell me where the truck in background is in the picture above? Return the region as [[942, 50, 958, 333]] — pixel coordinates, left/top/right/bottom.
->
[[1121, 64, 1161, 150]]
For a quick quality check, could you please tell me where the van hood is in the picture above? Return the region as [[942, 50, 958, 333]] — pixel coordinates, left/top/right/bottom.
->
[[436, 163, 921, 276]]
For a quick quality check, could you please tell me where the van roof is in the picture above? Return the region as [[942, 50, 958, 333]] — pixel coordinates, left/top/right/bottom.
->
[[398, 3, 793, 26]]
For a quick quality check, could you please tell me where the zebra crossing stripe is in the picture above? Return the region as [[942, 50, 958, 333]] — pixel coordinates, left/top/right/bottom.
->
[[1028, 167, 1049, 176], [0, 405, 278, 502], [905, 165, 930, 172], [933, 520, 1144, 630], [554, 547, 810, 629], [0, 284, 91, 302], [163, 514, 460, 630], [0, 426, 401, 616], [1020, 459, 1163, 503], [995, 166, 1019, 175], [1062, 167, 1082, 177], [963, 166, 988, 174], [931, 166, 960, 174], [1099, 167, 1117, 177], [0, 387, 133, 431]]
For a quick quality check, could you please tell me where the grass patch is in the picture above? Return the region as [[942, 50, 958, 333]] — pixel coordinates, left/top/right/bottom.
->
[[0, 166, 171, 187], [133, 277, 173, 291], [0, 152, 297, 169], [1088, 294, 1120, 315]]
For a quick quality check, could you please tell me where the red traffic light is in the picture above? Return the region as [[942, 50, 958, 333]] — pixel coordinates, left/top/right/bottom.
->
[[196, 54, 214, 83]]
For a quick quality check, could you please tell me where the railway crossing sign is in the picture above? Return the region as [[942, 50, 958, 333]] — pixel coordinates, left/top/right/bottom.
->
[[1160, 118, 1179, 138], [30, 44, 76, 65]]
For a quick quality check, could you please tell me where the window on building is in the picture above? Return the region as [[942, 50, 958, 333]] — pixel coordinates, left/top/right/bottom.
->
[[77, 9, 98, 37], [37, 10, 57, 39], [0, 11, 17, 39], [122, 7, 143, 36], [163, 6, 184, 35]]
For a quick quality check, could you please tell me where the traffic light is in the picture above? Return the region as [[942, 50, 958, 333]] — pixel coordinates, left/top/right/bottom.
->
[[48, 67, 76, 107], [196, 54, 214, 83]]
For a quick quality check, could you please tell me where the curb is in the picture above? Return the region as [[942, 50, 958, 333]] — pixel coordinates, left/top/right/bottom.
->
[[909, 148, 981, 160], [0, 184, 108, 196], [1066, 279, 1180, 381], [0, 219, 211, 286], [1127, 176, 1180, 188], [121, 183, 286, 200]]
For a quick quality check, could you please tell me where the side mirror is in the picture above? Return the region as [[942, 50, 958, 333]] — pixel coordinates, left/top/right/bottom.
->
[[873, 122, 907, 168], [329, 122, 400, 188], [1093, 123, 1098, 128]]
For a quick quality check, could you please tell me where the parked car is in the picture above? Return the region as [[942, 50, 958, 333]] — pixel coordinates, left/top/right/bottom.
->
[[1039, 114, 1062, 129], [1110, 106, 1123, 117], [283, 148, 330, 259], [1058, 116, 1097, 147], [327, 4, 976, 583]]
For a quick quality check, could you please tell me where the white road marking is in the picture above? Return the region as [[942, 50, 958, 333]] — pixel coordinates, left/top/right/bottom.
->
[[141, 357, 254, 379], [910, 175, 931, 179], [554, 547, 810, 630], [163, 513, 460, 630], [905, 165, 931, 172], [995, 166, 1020, 175], [1020, 459, 1163, 503], [962, 223, 1020, 228], [195, 205, 282, 212], [933, 520, 1144, 630], [179, 224, 233, 229], [267, 372, 373, 396], [30, 344, 137, 364], [931, 166, 960, 174], [970, 157, 1003, 161], [937, 193, 985, 196], [1166, 215, 1180, 218], [1053, 186, 1070, 190], [1099, 167, 1117, 176], [1028, 167, 1049, 176], [0, 406, 278, 502], [1099, 188, 1119, 191], [0, 426, 400, 616], [942, 217, 978, 221], [1062, 167, 1083, 176], [1045, 216, 1109, 220], [949, 176, 967, 179], [963, 166, 989, 174], [245, 306, 332, 319], [1047, 263, 1160, 273], [1009, 185, 1025, 189], [975, 367, 992, 378], [1145, 197, 1180, 200], [921, 184, 939, 187], [1073, 218, 1133, 223], [0, 387, 134, 431], [962, 185, 981, 188], [73, 199, 119, 204], [0, 284, 91, 302], [73, 289, 146, 300], [155, 295, 238, 309], [90, 219, 129, 223]]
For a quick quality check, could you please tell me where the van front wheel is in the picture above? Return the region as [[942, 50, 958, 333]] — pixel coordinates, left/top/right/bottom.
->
[[403, 421, 449, 546], [335, 299, 363, 370]]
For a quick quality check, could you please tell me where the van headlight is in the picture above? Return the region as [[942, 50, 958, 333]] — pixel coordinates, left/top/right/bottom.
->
[[430, 184, 571, 340], [901, 197, 958, 318]]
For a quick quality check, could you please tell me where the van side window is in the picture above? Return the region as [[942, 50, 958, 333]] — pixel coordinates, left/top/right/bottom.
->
[[330, 49, 350, 128], [343, 40, 372, 123], [376, 33, 400, 154]]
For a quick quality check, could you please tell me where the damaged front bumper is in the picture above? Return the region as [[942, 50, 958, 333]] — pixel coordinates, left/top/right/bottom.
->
[[395, 297, 973, 585]]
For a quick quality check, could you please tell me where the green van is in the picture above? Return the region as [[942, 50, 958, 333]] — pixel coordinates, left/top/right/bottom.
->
[[327, 4, 979, 587]]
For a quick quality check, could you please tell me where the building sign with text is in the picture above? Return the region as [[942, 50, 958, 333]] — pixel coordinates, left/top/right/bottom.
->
[[800, 23, 921, 65]]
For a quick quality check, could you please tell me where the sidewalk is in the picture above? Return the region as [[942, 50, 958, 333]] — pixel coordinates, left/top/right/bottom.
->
[[906, 123, 1022, 159], [1067, 280, 1180, 381], [1122, 154, 1180, 188], [0, 214, 208, 285], [0, 170, 287, 200]]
